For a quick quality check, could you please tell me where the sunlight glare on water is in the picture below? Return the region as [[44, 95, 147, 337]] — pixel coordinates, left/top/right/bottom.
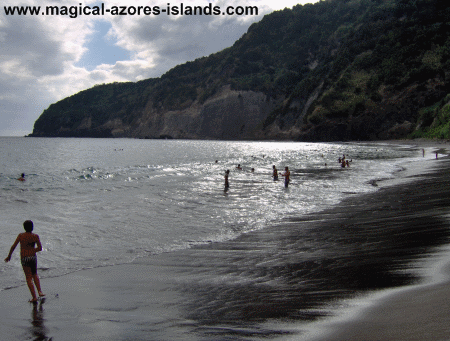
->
[[0, 137, 423, 290]]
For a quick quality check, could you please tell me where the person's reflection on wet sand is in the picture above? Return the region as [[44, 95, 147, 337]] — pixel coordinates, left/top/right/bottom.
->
[[30, 299, 50, 340]]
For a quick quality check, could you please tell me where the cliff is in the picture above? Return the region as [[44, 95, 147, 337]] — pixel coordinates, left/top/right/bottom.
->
[[30, 0, 450, 141], [126, 85, 279, 140]]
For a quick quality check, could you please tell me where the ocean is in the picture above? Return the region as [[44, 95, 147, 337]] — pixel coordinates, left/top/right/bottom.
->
[[1, 137, 447, 340], [0, 137, 433, 288]]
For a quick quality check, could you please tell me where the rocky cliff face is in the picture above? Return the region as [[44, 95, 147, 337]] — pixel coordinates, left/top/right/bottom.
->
[[30, 75, 449, 141], [64, 85, 282, 140], [127, 85, 281, 139]]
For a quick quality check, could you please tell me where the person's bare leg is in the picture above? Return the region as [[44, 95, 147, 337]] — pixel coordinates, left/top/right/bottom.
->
[[33, 274, 45, 297], [23, 267, 37, 302]]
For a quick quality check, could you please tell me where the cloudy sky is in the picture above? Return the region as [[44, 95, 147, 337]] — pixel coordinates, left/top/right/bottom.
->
[[1, 0, 318, 136]]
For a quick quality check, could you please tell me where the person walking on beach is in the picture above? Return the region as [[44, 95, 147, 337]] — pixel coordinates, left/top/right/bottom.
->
[[4, 220, 45, 302], [281, 166, 290, 188]]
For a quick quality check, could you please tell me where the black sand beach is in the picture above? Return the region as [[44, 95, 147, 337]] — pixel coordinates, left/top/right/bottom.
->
[[2, 141, 450, 341]]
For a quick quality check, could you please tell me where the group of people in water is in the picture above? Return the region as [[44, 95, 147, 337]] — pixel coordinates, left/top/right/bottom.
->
[[224, 164, 291, 192], [338, 154, 352, 168], [224, 154, 353, 192], [7, 155, 349, 303], [272, 165, 290, 188]]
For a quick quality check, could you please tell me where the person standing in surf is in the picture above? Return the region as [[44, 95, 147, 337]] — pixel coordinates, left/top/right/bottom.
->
[[4, 220, 45, 302], [281, 166, 290, 188], [272, 165, 278, 181], [224, 169, 230, 192]]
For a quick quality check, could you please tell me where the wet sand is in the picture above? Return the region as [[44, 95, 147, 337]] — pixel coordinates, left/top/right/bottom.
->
[[2, 139, 450, 341], [301, 139, 450, 341], [306, 276, 450, 341]]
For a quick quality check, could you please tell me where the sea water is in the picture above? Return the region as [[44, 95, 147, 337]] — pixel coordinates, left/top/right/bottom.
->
[[0, 137, 430, 291]]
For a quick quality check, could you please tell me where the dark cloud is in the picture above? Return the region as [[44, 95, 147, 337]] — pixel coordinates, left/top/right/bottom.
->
[[1, 15, 72, 77]]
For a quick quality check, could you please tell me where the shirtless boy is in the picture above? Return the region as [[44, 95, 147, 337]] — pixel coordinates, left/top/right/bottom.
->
[[5, 220, 45, 302], [281, 166, 290, 188]]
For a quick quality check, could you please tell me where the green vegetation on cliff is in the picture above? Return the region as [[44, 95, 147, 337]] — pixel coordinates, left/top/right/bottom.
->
[[31, 0, 450, 141], [410, 95, 450, 139]]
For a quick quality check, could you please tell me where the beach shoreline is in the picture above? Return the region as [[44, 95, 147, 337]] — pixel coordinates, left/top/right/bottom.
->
[[2, 138, 450, 341], [295, 138, 450, 341], [301, 249, 450, 341]]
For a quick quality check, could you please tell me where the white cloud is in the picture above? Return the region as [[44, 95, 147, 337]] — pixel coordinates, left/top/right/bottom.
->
[[0, 0, 319, 136]]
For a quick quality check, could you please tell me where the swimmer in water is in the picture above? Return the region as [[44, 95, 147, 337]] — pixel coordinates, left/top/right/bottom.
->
[[281, 166, 290, 188], [5, 220, 45, 303], [18, 173, 26, 181]]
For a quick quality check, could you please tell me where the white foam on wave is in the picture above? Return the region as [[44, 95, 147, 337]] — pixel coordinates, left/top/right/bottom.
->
[[375, 147, 448, 187], [274, 146, 450, 341]]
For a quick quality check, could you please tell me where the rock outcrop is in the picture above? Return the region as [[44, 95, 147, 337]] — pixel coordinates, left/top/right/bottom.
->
[[130, 86, 281, 140]]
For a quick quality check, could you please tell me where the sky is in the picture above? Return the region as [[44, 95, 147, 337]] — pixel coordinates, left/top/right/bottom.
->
[[0, 0, 319, 136]]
